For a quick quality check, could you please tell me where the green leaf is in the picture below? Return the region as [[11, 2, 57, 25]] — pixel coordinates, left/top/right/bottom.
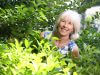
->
[[24, 39, 30, 48], [39, 11, 48, 21]]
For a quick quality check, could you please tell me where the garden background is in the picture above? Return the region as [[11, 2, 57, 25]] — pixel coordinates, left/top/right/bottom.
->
[[0, 0, 100, 75]]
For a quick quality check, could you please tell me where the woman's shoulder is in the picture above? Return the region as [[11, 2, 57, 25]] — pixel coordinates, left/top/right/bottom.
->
[[41, 31, 52, 39], [68, 40, 76, 46], [68, 40, 78, 51]]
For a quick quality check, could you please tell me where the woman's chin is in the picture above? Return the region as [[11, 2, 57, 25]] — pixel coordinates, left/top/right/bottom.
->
[[59, 32, 69, 36]]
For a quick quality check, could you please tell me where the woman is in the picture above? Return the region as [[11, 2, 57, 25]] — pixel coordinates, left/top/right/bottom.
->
[[41, 10, 81, 58]]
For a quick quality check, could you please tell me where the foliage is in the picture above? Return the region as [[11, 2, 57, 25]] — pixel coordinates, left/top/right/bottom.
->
[[0, 38, 78, 75], [75, 12, 100, 75], [0, 0, 100, 75], [0, 0, 64, 39], [0, 0, 93, 39], [78, 0, 100, 13], [0, 24, 100, 75]]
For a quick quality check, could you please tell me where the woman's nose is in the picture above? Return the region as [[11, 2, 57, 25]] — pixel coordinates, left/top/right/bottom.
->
[[63, 24, 67, 27], [62, 25, 65, 28]]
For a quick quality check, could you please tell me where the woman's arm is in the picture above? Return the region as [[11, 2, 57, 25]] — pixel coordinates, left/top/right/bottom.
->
[[40, 31, 52, 39], [40, 32, 44, 38], [72, 46, 80, 58]]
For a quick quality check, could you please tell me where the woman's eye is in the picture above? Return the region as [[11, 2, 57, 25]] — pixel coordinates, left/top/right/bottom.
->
[[61, 20, 65, 22], [68, 22, 71, 24]]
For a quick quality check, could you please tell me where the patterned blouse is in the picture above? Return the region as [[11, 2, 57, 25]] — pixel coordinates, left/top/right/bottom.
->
[[43, 31, 77, 55]]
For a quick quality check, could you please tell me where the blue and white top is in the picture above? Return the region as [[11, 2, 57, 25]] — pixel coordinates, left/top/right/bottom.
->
[[43, 31, 77, 55]]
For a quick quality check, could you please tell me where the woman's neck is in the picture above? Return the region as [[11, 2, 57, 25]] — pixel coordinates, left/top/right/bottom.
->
[[55, 35, 70, 47], [53, 31, 71, 47]]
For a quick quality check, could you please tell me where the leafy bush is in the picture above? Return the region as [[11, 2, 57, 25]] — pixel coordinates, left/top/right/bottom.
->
[[0, 26, 100, 75], [0, 38, 78, 75], [75, 12, 100, 75], [1, 0, 95, 39], [0, 0, 100, 75]]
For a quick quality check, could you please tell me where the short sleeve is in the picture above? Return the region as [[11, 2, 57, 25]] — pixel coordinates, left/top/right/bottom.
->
[[68, 41, 77, 51], [43, 31, 52, 39]]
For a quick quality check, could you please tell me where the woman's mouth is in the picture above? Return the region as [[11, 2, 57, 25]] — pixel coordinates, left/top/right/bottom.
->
[[61, 28, 68, 31]]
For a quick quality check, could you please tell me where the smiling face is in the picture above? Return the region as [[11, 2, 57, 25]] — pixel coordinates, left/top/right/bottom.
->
[[58, 17, 74, 37]]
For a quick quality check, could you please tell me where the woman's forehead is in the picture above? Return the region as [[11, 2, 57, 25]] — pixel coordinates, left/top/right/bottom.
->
[[61, 16, 72, 22]]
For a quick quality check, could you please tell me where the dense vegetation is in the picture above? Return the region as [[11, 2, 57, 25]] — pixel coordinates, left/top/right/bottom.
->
[[0, 0, 100, 75]]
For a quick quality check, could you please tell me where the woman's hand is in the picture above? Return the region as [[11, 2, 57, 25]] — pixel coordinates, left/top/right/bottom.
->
[[40, 32, 44, 38], [72, 46, 80, 58]]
